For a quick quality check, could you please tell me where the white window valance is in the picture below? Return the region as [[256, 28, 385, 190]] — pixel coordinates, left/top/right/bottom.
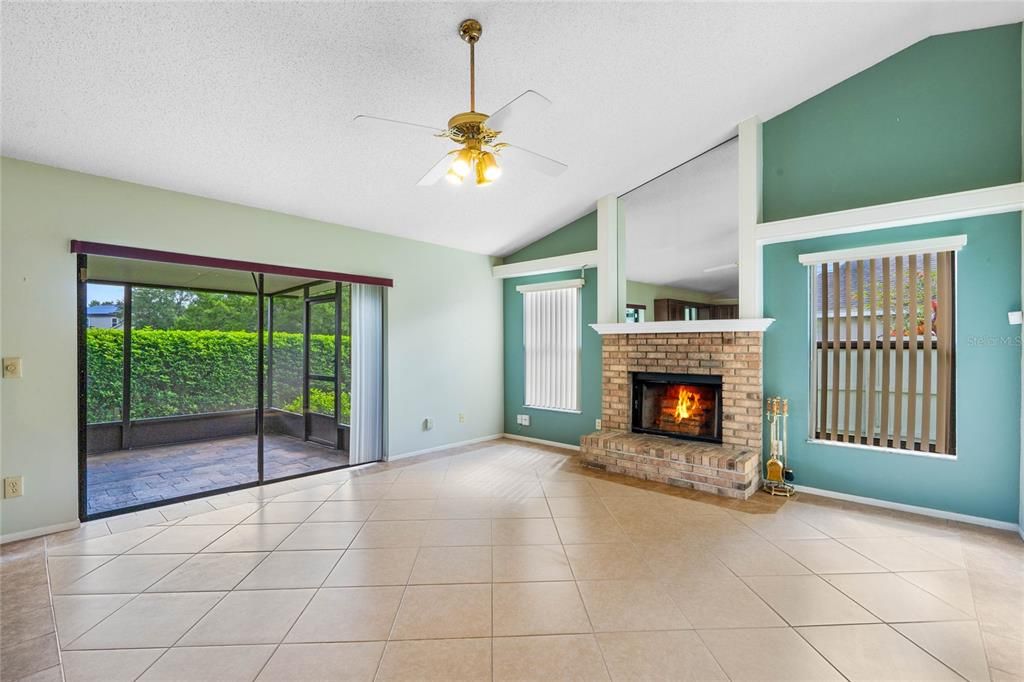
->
[[798, 235, 966, 266], [516, 278, 585, 294]]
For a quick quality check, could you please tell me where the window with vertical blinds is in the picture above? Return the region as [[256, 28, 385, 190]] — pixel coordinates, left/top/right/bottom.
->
[[519, 279, 582, 412], [803, 237, 962, 456]]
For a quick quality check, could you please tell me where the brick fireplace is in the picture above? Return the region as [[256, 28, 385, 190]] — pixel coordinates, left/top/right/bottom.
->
[[580, 324, 768, 499]]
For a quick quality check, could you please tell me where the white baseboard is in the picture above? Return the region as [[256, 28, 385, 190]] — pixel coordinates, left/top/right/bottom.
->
[[793, 485, 1019, 532], [502, 433, 580, 452], [388, 434, 503, 461], [0, 519, 80, 545]]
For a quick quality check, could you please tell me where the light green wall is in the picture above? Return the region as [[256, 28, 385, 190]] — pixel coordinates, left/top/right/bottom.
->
[[625, 281, 715, 316], [503, 269, 601, 445], [762, 22, 1023, 524], [764, 216, 1021, 523], [763, 23, 1022, 221], [503, 212, 597, 264], [0, 158, 504, 537], [502, 211, 599, 446]]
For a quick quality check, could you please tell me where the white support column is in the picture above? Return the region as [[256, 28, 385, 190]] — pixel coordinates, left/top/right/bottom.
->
[[597, 194, 625, 324], [1019, 21, 1024, 540], [738, 117, 763, 319], [617, 199, 627, 322]]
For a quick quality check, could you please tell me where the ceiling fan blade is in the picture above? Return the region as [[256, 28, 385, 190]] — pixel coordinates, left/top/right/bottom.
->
[[499, 144, 567, 178], [703, 263, 738, 273], [485, 90, 551, 133], [416, 153, 455, 186], [352, 114, 443, 135]]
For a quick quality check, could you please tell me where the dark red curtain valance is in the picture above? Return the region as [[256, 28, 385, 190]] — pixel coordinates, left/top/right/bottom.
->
[[70, 240, 393, 287]]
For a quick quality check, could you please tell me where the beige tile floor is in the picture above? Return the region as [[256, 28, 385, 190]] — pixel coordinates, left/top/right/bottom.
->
[[2, 438, 1024, 681]]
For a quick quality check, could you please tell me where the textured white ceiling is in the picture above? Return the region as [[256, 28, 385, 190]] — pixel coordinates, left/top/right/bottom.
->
[[623, 138, 739, 297], [3, 2, 1020, 256]]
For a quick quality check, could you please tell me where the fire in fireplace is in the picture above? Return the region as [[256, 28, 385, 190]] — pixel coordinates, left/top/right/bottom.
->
[[631, 372, 723, 443]]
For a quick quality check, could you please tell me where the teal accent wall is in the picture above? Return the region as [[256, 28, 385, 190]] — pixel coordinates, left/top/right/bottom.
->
[[503, 269, 601, 445], [502, 210, 600, 445], [763, 23, 1022, 221], [761, 22, 1023, 524], [763, 215, 1021, 523], [503, 212, 597, 264]]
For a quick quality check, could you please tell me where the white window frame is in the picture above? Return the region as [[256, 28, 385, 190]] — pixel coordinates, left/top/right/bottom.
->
[[518, 278, 583, 413]]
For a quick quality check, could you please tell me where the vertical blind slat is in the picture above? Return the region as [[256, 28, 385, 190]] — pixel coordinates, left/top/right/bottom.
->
[[893, 256, 905, 448], [831, 262, 841, 440], [854, 259, 866, 443], [880, 257, 892, 447], [935, 252, 950, 454], [843, 261, 853, 441], [921, 254, 934, 453], [906, 254, 919, 450], [866, 258, 878, 442], [819, 265, 830, 439]]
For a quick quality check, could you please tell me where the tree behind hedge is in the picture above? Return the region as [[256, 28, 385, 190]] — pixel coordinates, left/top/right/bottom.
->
[[86, 328, 350, 423]]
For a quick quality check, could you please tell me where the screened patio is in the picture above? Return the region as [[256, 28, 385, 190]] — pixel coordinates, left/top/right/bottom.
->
[[77, 245, 386, 518]]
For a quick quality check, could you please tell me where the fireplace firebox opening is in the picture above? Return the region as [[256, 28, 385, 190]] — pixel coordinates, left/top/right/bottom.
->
[[631, 372, 723, 443]]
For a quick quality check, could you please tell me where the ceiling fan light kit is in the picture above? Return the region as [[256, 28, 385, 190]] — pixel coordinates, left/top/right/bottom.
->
[[353, 19, 567, 187], [442, 19, 503, 187]]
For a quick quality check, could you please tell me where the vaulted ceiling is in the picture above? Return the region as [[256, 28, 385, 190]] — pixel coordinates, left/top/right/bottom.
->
[[3, 2, 1020, 256]]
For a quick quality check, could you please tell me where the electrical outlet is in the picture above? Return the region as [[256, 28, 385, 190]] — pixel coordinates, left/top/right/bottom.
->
[[520, 415, 530, 427], [423, 418, 433, 431], [4, 477, 24, 498], [595, 418, 602, 430], [458, 413, 465, 423], [2, 357, 22, 378]]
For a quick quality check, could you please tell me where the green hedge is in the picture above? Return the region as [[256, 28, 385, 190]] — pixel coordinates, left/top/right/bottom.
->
[[283, 388, 351, 422], [86, 328, 350, 423]]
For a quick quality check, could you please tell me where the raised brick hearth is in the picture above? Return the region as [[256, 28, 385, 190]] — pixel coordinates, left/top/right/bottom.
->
[[580, 330, 764, 499], [580, 430, 760, 499]]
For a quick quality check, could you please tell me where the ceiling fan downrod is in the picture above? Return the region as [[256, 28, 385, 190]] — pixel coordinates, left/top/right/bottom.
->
[[459, 19, 482, 113]]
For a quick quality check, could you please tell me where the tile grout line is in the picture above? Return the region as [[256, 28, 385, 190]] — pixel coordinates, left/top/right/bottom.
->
[[563, 479, 625, 680], [51, 524, 180, 650], [127, 484, 343, 680], [248, 481, 369, 681], [373, 467, 437, 680], [750, 517, 979, 681], [58, 484, 316, 658], [37, 539, 68, 682], [32, 441, 1013, 681]]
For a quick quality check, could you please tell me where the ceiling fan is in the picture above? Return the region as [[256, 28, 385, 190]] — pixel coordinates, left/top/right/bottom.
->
[[353, 19, 568, 187]]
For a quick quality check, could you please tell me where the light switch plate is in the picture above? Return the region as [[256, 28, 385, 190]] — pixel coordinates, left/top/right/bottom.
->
[[1009, 311, 1022, 325], [2, 357, 22, 378]]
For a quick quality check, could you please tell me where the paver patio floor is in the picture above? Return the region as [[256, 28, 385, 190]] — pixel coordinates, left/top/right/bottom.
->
[[86, 434, 349, 515]]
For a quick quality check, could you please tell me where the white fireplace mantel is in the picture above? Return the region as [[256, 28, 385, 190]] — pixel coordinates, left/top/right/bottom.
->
[[589, 319, 775, 335]]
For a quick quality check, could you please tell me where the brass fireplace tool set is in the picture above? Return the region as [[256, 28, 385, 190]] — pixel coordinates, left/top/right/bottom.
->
[[764, 396, 795, 497]]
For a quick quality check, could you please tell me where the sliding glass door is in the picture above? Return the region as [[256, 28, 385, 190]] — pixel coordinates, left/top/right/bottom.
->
[[82, 264, 260, 517], [262, 280, 351, 482], [78, 249, 382, 521]]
